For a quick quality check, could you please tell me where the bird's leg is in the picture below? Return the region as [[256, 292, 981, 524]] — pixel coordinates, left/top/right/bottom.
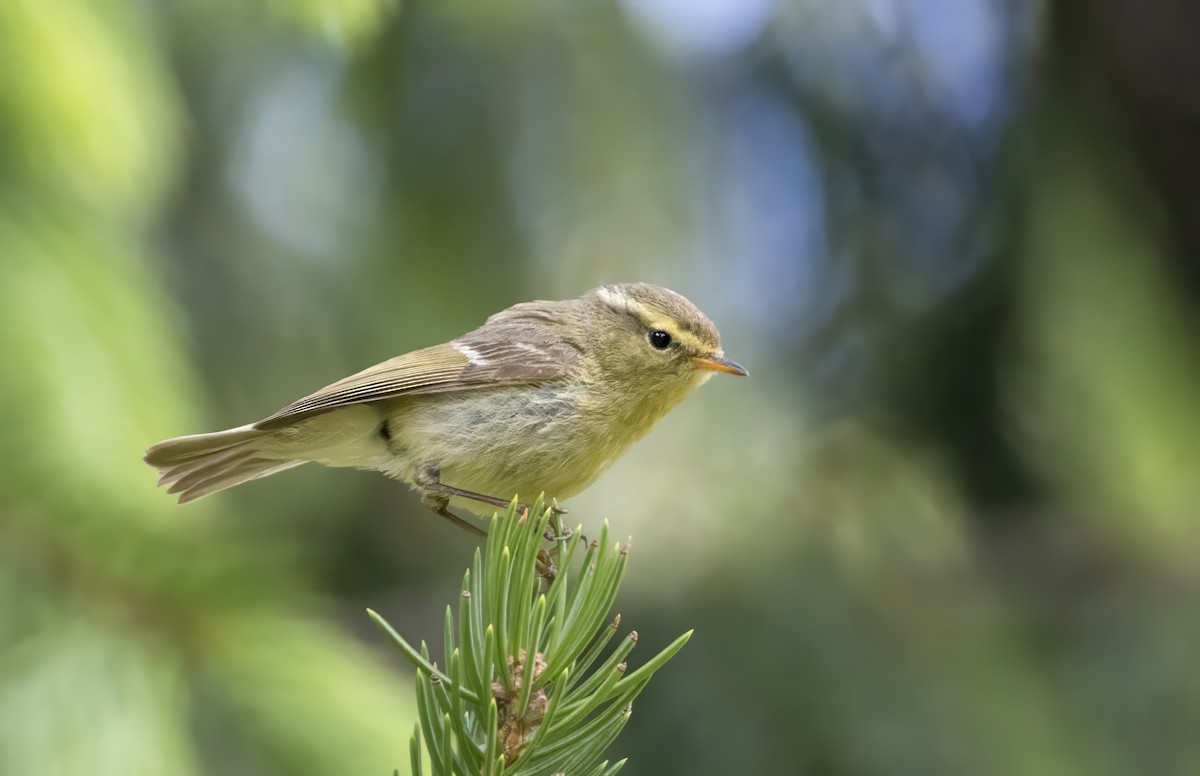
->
[[415, 466, 487, 538], [421, 492, 488, 538], [414, 465, 567, 519]]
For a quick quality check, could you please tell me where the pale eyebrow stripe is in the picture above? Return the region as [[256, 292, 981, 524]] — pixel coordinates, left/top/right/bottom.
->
[[595, 286, 626, 309], [597, 286, 654, 322]]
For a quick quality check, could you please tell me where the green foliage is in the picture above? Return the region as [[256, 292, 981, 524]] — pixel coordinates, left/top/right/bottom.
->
[[369, 500, 691, 775], [261, 0, 398, 46], [4, 0, 1200, 773], [0, 3, 417, 774]]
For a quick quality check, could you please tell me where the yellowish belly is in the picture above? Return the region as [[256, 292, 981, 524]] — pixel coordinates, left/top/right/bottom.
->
[[386, 385, 640, 511]]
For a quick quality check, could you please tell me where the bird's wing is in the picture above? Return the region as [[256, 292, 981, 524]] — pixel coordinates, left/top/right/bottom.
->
[[254, 323, 581, 429]]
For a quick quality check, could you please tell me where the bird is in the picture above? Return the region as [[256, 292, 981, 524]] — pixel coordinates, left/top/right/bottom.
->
[[144, 282, 746, 533]]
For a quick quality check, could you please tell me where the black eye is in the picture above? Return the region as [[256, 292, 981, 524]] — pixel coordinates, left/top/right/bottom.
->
[[648, 330, 672, 350]]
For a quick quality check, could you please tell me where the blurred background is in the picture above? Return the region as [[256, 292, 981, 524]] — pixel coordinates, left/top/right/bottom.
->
[[3, 0, 1200, 773]]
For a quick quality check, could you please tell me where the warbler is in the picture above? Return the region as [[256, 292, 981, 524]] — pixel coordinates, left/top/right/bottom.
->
[[144, 283, 746, 532]]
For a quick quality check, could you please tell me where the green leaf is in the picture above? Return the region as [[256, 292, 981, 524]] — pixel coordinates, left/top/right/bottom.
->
[[367, 609, 480, 705], [370, 503, 689, 773], [410, 724, 423, 776], [607, 630, 694, 700]]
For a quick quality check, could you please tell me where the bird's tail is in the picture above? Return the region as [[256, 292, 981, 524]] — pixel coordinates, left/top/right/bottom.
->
[[143, 424, 304, 503]]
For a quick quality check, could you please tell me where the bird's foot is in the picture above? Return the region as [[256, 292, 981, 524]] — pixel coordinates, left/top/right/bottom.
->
[[535, 549, 557, 582]]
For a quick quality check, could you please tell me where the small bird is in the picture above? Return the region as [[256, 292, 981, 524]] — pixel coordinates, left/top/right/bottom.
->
[[145, 283, 746, 533]]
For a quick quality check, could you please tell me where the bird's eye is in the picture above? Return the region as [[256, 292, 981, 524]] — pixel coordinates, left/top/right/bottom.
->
[[648, 330, 672, 350]]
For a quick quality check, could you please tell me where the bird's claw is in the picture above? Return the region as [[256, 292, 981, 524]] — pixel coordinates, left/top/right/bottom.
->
[[543, 523, 576, 543], [536, 549, 557, 582]]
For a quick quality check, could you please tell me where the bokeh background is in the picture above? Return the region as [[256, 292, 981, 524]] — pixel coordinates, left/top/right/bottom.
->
[[3, 0, 1200, 773]]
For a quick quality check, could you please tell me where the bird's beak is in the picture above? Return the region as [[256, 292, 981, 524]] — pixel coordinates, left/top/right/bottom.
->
[[694, 353, 749, 376]]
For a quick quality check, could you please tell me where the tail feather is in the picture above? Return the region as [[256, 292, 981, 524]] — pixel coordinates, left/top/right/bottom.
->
[[155, 445, 253, 488], [165, 447, 257, 494], [175, 459, 304, 504], [144, 424, 304, 503], [144, 424, 261, 466]]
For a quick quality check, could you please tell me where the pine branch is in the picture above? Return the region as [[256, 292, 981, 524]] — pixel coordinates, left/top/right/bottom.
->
[[368, 498, 691, 775]]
